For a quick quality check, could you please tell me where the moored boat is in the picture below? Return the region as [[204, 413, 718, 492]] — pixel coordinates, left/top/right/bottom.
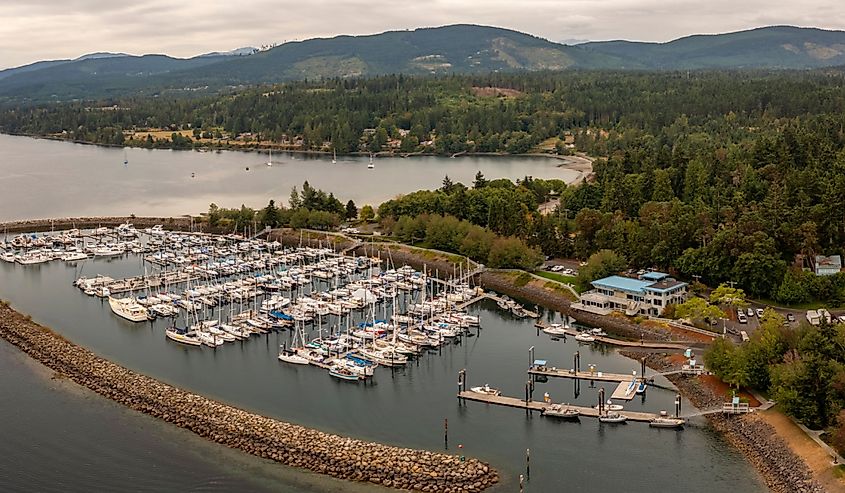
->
[[598, 412, 627, 424], [165, 326, 202, 346], [542, 323, 569, 336], [108, 296, 149, 322], [649, 416, 685, 429], [542, 404, 580, 420], [574, 332, 595, 342], [469, 384, 501, 396], [329, 364, 360, 381]]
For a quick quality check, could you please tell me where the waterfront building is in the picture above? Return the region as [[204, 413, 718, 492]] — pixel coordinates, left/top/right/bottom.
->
[[571, 271, 687, 317]]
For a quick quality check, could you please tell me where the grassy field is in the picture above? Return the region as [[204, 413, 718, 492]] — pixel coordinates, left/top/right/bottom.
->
[[532, 270, 583, 291]]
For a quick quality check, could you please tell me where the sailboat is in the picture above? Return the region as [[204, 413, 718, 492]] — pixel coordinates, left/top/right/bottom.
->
[[279, 322, 310, 365], [266, 146, 273, 166], [367, 154, 374, 169], [332, 149, 337, 164]]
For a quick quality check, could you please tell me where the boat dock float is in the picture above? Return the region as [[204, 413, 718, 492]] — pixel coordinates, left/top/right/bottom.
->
[[528, 366, 640, 384], [457, 391, 659, 422]]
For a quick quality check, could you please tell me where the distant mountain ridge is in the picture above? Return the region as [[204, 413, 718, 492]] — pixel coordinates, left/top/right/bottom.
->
[[1, 24, 844, 103], [581, 25, 845, 69]]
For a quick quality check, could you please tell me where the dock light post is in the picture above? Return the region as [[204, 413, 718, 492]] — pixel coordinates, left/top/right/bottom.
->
[[528, 346, 535, 369], [574, 351, 580, 374], [675, 394, 682, 417]]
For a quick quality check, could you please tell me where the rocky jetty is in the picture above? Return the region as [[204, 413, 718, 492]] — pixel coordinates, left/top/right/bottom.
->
[[0, 303, 498, 492], [633, 353, 826, 493]]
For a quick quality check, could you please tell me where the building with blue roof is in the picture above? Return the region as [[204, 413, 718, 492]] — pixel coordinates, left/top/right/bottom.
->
[[572, 271, 687, 317]]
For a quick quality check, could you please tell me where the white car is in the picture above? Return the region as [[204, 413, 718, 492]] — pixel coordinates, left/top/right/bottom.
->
[[738, 313, 748, 324], [756, 308, 764, 318], [550, 265, 564, 272], [747, 308, 754, 317]]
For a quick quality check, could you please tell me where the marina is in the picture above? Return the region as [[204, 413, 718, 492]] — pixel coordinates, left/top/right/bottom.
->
[[0, 222, 768, 492]]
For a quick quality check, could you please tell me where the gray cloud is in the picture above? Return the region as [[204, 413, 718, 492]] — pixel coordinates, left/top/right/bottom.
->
[[0, 0, 843, 69]]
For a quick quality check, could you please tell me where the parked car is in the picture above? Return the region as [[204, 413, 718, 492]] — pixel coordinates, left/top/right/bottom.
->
[[746, 308, 754, 317], [838, 315, 845, 324], [755, 308, 764, 318], [738, 313, 748, 324], [787, 313, 796, 323], [550, 265, 564, 272]]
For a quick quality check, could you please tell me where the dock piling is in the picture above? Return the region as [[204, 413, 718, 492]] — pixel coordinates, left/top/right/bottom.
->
[[444, 418, 448, 449], [526, 448, 530, 480]]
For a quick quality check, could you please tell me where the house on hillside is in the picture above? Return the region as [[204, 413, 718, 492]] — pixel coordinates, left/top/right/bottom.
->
[[814, 255, 842, 276], [571, 271, 688, 317]]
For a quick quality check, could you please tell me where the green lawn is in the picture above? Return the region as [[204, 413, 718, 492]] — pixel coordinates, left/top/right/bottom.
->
[[532, 271, 583, 292]]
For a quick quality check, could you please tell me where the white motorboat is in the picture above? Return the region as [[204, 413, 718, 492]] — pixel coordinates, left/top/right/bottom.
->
[[598, 412, 627, 424], [61, 251, 89, 262], [595, 403, 625, 412], [469, 384, 501, 396], [108, 296, 149, 322], [542, 404, 580, 420], [649, 416, 685, 429], [542, 323, 569, 336], [575, 332, 596, 342]]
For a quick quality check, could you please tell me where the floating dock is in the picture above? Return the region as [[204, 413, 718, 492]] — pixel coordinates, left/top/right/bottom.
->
[[528, 366, 639, 384], [457, 391, 659, 422]]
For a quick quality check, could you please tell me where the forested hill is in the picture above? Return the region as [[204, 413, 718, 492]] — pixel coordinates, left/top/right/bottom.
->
[[3, 24, 845, 103], [581, 25, 845, 69]]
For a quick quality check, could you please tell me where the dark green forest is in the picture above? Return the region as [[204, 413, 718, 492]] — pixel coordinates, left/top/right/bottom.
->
[[4, 70, 845, 303]]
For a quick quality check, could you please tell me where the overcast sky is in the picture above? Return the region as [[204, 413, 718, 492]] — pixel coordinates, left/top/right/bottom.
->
[[1, 0, 844, 69]]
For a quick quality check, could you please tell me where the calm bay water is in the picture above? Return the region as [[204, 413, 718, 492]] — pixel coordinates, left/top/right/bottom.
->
[[0, 133, 763, 491], [0, 254, 766, 492], [0, 134, 582, 221]]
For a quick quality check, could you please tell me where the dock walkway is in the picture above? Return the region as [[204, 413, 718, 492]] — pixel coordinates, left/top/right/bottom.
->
[[528, 366, 638, 384], [458, 391, 659, 422]]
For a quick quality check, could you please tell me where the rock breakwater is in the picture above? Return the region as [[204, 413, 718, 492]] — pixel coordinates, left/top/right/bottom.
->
[[0, 303, 498, 492]]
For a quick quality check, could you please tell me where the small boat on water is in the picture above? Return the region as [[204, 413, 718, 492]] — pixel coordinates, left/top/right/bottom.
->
[[542, 323, 569, 336], [636, 381, 647, 394], [367, 154, 374, 169], [329, 364, 360, 381], [542, 404, 580, 420], [469, 384, 501, 396], [595, 402, 625, 412], [574, 332, 595, 342], [108, 296, 149, 322], [649, 416, 685, 429], [278, 346, 310, 365], [598, 412, 627, 424], [165, 326, 202, 346]]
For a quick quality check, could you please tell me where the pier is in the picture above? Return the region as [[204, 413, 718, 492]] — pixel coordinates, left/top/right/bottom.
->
[[457, 391, 660, 422]]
